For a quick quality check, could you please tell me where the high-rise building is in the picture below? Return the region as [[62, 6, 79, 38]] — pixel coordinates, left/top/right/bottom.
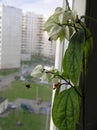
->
[[31, 14, 56, 58], [42, 32, 56, 58], [31, 14, 44, 55], [21, 12, 33, 61], [21, 12, 56, 59], [0, 4, 22, 69], [21, 12, 44, 60], [0, 4, 56, 68], [32, 15, 56, 58]]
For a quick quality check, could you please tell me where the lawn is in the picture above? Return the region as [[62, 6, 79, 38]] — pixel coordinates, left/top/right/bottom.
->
[[0, 68, 20, 76], [0, 80, 52, 130], [0, 110, 49, 130], [0, 81, 52, 101]]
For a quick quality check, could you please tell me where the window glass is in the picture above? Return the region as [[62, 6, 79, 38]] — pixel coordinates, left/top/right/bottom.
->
[[0, 0, 61, 130]]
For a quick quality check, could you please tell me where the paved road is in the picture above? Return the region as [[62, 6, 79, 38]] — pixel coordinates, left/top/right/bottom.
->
[[0, 72, 21, 88], [13, 98, 51, 114]]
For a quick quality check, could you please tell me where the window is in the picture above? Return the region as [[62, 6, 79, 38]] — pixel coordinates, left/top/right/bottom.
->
[[0, 1, 61, 130], [0, 0, 87, 130]]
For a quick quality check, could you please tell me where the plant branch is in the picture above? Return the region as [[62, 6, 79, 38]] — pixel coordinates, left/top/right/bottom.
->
[[65, 0, 71, 10], [45, 70, 82, 97], [73, 24, 78, 32], [77, 19, 87, 40]]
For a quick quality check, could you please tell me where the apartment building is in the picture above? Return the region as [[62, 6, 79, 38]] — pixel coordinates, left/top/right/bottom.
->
[[32, 14, 56, 58], [21, 12, 56, 60], [29, 13, 44, 56], [21, 12, 44, 60], [0, 4, 55, 69], [21, 12, 33, 61], [42, 32, 56, 58], [0, 4, 22, 69]]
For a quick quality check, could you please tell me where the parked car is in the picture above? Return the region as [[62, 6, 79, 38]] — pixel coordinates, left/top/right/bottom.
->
[[8, 102, 16, 109], [14, 76, 20, 81], [39, 107, 51, 114], [20, 103, 34, 113], [20, 76, 26, 81]]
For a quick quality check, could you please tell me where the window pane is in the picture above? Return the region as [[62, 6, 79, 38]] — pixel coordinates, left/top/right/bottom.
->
[[0, 0, 61, 130]]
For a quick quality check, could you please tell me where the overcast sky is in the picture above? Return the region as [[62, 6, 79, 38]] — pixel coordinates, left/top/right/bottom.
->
[[1, 0, 62, 16]]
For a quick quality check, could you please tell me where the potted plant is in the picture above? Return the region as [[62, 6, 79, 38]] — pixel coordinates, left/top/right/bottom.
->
[[30, 0, 97, 129]]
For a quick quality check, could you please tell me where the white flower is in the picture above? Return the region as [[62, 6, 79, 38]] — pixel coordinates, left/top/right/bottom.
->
[[51, 76, 59, 83], [31, 64, 61, 83], [31, 65, 44, 78], [40, 73, 49, 81]]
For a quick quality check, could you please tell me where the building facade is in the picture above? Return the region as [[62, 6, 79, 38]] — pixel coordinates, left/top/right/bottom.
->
[[21, 12, 56, 60], [0, 98, 8, 114], [0, 4, 22, 69], [21, 12, 44, 60], [42, 32, 56, 58], [31, 13, 44, 56], [21, 12, 33, 61], [0, 4, 56, 69]]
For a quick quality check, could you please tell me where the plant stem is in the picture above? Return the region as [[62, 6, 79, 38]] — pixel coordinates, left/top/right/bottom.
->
[[73, 24, 78, 32], [65, 0, 71, 10], [77, 19, 87, 40], [45, 70, 82, 97]]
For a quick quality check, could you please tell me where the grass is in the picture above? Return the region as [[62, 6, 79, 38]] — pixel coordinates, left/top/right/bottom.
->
[[0, 69, 20, 76], [0, 81, 52, 101], [0, 110, 49, 130], [0, 55, 53, 130], [0, 81, 52, 130]]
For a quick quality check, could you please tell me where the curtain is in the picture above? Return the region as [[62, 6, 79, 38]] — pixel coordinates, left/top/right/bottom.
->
[[84, 0, 97, 130]]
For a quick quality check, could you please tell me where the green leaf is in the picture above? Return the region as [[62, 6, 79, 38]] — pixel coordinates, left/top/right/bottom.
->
[[65, 26, 74, 41], [63, 29, 85, 86], [52, 87, 81, 130]]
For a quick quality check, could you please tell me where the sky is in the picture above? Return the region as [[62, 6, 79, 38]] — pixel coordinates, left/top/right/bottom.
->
[[1, 0, 62, 17]]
